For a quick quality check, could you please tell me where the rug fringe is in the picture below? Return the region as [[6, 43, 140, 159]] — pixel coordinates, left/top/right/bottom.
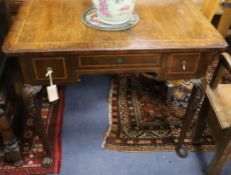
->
[[101, 80, 114, 149], [103, 144, 216, 153]]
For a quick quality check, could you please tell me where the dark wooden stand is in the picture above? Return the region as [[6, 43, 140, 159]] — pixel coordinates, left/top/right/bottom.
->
[[0, 100, 23, 166], [0, 0, 24, 166]]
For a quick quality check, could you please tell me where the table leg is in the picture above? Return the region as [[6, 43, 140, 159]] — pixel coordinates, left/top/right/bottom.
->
[[165, 80, 175, 103], [175, 78, 207, 158], [192, 97, 210, 144], [21, 85, 53, 167]]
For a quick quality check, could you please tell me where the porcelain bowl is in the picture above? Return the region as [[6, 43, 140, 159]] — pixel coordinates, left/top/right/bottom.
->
[[91, 0, 136, 24]]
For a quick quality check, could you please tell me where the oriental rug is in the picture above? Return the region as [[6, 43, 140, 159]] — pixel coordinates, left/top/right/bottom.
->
[[0, 89, 64, 175], [102, 74, 216, 152]]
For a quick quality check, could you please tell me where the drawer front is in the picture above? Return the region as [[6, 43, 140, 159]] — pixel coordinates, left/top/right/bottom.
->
[[166, 53, 200, 75], [79, 54, 161, 68], [32, 57, 67, 80]]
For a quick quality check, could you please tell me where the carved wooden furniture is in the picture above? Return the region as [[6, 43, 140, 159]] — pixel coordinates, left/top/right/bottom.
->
[[0, 0, 23, 166], [192, 53, 231, 175], [217, 0, 231, 38], [0, 95, 24, 166], [2, 0, 227, 167]]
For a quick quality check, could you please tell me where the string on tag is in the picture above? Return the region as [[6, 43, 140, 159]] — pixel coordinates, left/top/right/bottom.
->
[[45, 67, 53, 86]]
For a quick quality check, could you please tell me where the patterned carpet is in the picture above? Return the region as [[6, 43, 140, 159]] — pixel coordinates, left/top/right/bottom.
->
[[0, 89, 64, 175], [102, 74, 216, 152]]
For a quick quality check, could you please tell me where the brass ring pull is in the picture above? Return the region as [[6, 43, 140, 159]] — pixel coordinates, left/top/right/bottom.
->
[[116, 58, 124, 64]]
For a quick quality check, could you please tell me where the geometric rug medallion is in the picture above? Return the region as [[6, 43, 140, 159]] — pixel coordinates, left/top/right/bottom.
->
[[102, 74, 216, 152]]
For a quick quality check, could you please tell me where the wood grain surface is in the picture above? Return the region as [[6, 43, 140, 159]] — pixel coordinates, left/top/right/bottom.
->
[[2, 0, 227, 55]]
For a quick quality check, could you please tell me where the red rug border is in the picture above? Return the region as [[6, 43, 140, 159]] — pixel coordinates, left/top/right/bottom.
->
[[53, 87, 64, 174]]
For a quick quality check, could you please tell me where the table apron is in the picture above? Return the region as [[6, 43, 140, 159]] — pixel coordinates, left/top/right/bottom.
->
[[17, 52, 214, 85]]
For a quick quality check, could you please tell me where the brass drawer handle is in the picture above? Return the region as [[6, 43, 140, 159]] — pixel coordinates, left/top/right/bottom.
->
[[116, 58, 124, 64], [181, 60, 187, 70]]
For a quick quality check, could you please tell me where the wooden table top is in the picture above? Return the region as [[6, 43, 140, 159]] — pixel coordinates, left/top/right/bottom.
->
[[2, 0, 227, 55]]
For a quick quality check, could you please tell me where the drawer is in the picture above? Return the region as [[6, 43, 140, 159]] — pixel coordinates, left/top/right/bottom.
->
[[32, 57, 67, 80], [78, 54, 161, 68], [166, 53, 200, 75]]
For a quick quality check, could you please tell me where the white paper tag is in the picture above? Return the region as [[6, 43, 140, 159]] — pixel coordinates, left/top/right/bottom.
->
[[47, 85, 59, 102]]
